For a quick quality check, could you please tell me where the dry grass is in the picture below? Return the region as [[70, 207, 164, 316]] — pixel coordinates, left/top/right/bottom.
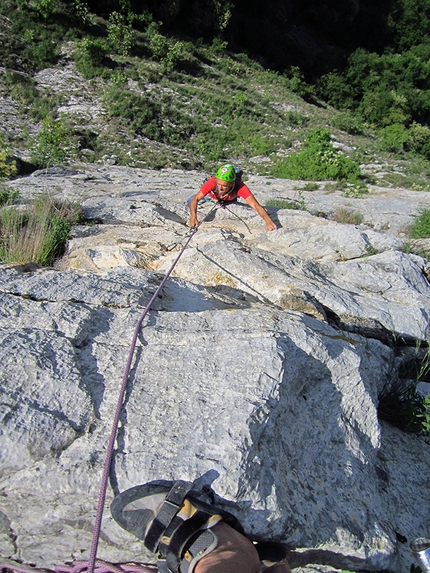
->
[[0, 193, 83, 265], [333, 207, 363, 225]]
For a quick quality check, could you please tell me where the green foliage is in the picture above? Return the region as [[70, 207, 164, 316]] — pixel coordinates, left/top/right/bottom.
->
[[408, 208, 430, 238], [24, 39, 60, 70], [2, 0, 430, 176], [303, 182, 318, 191], [2, 71, 36, 108], [378, 378, 430, 435], [104, 86, 163, 140], [0, 151, 16, 181], [331, 112, 365, 135], [265, 195, 306, 211], [31, 0, 58, 20], [287, 111, 309, 127], [211, 37, 228, 53], [69, 0, 93, 26], [379, 339, 430, 435], [389, 0, 430, 52], [318, 43, 430, 147], [380, 171, 430, 191], [0, 135, 17, 181], [408, 122, 430, 159], [108, 11, 134, 56], [271, 128, 362, 183], [249, 135, 278, 156], [0, 193, 83, 266], [0, 1, 80, 74], [342, 183, 369, 198], [111, 69, 128, 86], [73, 37, 112, 79], [379, 123, 410, 153], [29, 116, 76, 167], [286, 67, 315, 101], [0, 186, 19, 206], [145, 22, 185, 71]]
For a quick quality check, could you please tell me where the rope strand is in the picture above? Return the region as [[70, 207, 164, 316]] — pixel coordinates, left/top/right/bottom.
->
[[0, 560, 157, 573], [87, 206, 218, 573]]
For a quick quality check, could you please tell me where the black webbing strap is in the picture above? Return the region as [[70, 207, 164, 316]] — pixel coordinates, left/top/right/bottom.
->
[[161, 510, 214, 571], [144, 481, 193, 553]]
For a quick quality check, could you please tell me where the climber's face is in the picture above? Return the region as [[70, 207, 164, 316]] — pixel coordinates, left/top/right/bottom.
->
[[216, 179, 234, 198]]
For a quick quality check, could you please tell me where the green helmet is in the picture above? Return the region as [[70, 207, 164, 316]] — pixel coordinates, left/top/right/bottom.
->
[[215, 164, 236, 182]]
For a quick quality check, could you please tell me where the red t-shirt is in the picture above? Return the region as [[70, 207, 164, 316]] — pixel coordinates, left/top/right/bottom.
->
[[200, 176, 252, 202]]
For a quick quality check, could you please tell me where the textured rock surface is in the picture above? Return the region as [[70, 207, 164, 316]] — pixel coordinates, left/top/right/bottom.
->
[[1, 164, 430, 573]]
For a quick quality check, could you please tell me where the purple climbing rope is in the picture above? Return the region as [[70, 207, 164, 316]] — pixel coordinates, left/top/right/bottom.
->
[[56, 560, 158, 573], [0, 560, 157, 573], [86, 206, 218, 573]]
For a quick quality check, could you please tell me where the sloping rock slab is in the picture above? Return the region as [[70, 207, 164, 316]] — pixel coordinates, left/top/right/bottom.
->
[[0, 265, 429, 573]]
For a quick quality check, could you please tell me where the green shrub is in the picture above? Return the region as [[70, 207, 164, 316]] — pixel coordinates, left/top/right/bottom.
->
[[108, 11, 134, 56], [408, 122, 430, 159], [69, 0, 93, 26], [379, 123, 409, 153], [30, 116, 76, 167], [0, 186, 19, 206], [408, 208, 430, 238], [111, 70, 128, 86], [73, 38, 112, 79], [318, 46, 429, 131], [287, 66, 315, 101], [331, 112, 364, 135], [31, 0, 58, 20], [4, 69, 32, 101], [23, 39, 60, 70], [378, 340, 430, 436], [211, 37, 228, 53], [271, 128, 362, 183], [0, 193, 83, 266], [0, 135, 17, 181], [0, 151, 17, 181], [145, 23, 185, 71]]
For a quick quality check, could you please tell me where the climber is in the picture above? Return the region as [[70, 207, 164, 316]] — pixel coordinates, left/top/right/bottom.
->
[[111, 479, 291, 573], [188, 164, 277, 232]]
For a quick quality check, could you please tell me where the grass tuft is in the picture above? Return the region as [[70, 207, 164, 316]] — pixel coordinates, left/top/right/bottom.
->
[[333, 208, 363, 225], [409, 208, 430, 239], [378, 380, 430, 435], [378, 341, 430, 435], [266, 198, 305, 211], [0, 193, 83, 266]]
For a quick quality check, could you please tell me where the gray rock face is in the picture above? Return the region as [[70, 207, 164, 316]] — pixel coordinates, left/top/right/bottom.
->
[[1, 164, 430, 573]]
